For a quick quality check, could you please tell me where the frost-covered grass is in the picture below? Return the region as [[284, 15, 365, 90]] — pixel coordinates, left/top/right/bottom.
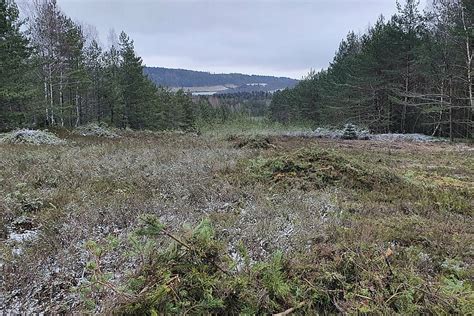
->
[[200, 117, 449, 142], [0, 130, 472, 313], [73, 123, 120, 138], [0, 129, 66, 145]]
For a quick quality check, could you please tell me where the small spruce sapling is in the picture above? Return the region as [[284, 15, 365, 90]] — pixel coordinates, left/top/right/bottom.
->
[[342, 123, 358, 140]]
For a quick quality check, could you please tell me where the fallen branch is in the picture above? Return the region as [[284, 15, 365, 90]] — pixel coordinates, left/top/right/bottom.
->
[[273, 301, 307, 316]]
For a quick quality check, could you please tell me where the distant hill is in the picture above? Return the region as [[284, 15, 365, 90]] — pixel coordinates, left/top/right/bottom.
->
[[144, 67, 298, 95]]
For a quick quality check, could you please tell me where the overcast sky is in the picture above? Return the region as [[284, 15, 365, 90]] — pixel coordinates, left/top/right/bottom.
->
[[53, 0, 423, 79]]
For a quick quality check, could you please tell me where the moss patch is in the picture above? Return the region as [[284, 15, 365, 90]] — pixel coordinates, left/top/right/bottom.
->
[[228, 134, 276, 150], [246, 148, 400, 191]]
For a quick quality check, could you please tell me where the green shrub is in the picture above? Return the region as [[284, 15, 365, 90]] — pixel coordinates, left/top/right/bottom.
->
[[80, 216, 473, 314]]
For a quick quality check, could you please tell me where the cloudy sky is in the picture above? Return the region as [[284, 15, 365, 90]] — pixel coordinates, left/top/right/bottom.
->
[[53, 0, 422, 79]]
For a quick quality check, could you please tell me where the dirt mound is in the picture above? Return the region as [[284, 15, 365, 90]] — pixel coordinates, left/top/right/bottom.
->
[[228, 135, 276, 149], [0, 129, 66, 145], [73, 123, 119, 138], [248, 149, 399, 190]]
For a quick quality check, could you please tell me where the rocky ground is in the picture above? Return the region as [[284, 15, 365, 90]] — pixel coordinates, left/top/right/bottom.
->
[[0, 130, 472, 313]]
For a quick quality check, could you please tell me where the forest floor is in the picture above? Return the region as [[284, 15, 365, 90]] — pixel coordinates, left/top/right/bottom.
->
[[1, 129, 473, 313]]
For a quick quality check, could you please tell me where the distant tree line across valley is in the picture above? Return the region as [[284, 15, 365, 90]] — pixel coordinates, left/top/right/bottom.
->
[[143, 67, 298, 92]]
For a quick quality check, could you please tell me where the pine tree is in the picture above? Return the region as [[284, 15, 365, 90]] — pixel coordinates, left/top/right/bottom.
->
[[84, 40, 103, 122], [60, 16, 86, 127], [176, 90, 195, 131], [389, 0, 425, 133]]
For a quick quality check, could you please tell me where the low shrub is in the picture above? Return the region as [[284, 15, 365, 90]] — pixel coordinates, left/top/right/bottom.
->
[[73, 123, 120, 138], [80, 216, 473, 314], [0, 129, 66, 145], [228, 135, 276, 149]]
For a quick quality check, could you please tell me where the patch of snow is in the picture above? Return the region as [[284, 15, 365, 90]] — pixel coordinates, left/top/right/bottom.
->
[[9, 230, 38, 243], [370, 133, 446, 142], [0, 129, 66, 145], [73, 123, 119, 138], [284, 127, 446, 143]]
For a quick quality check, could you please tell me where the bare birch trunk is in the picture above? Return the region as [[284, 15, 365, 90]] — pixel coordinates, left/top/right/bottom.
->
[[75, 86, 80, 127], [59, 70, 64, 127], [49, 64, 54, 125]]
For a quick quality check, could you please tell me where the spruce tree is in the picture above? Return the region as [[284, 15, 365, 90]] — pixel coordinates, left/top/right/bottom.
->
[[102, 44, 124, 126], [119, 31, 143, 128], [342, 123, 358, 139]]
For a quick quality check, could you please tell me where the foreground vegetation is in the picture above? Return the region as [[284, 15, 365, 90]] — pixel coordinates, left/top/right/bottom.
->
[[1, 128, 472, 313]]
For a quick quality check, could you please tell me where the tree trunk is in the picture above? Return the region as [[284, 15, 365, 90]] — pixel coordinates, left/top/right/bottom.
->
[[49, 64, 54, 125], [449, 78, 453, 142], [401, 66, 409, 133], [432, 82, 445, 137], [44, 74, 49, 125], [461, 4, 473, 138], [75, 86, 80, 127], [59, 70, 64, 127]]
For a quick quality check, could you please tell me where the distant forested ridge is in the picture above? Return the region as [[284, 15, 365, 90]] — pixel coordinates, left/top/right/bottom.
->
[[270, 0, 473, 139], [144, 67, 298, 92]]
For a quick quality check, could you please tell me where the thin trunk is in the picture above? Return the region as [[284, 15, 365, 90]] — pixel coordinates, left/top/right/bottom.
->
[[461, 4, 473, 137], [49, 63, 54, 125], [96, 81, 101, 123], [402, 65, 409, 133], [433, 82, 445, 137], [59, 70, 64, 127], [44, 75, 48, 124], [449, 78, 453, 142], [75, 86, 80, 127]]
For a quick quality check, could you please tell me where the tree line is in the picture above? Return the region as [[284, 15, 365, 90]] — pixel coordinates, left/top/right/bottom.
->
[[269, 0, 473, 139], [144, 67, 297, 91], [0, 0, 196, 132]]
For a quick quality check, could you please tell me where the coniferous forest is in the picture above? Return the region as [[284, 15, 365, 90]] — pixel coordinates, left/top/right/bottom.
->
[[2, 0, 472, 139], [270, 0, 473, 140], [1, 0, 197, 132]]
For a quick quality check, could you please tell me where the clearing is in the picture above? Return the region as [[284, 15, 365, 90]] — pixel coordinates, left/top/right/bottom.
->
[[1, 131, 473, 314]]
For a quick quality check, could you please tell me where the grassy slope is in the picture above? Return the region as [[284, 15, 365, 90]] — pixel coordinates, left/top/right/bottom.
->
[[0, 129, 472, 313]]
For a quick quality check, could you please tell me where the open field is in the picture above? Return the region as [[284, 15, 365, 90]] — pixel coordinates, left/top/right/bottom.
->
[[1, 130, 473, 313]]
